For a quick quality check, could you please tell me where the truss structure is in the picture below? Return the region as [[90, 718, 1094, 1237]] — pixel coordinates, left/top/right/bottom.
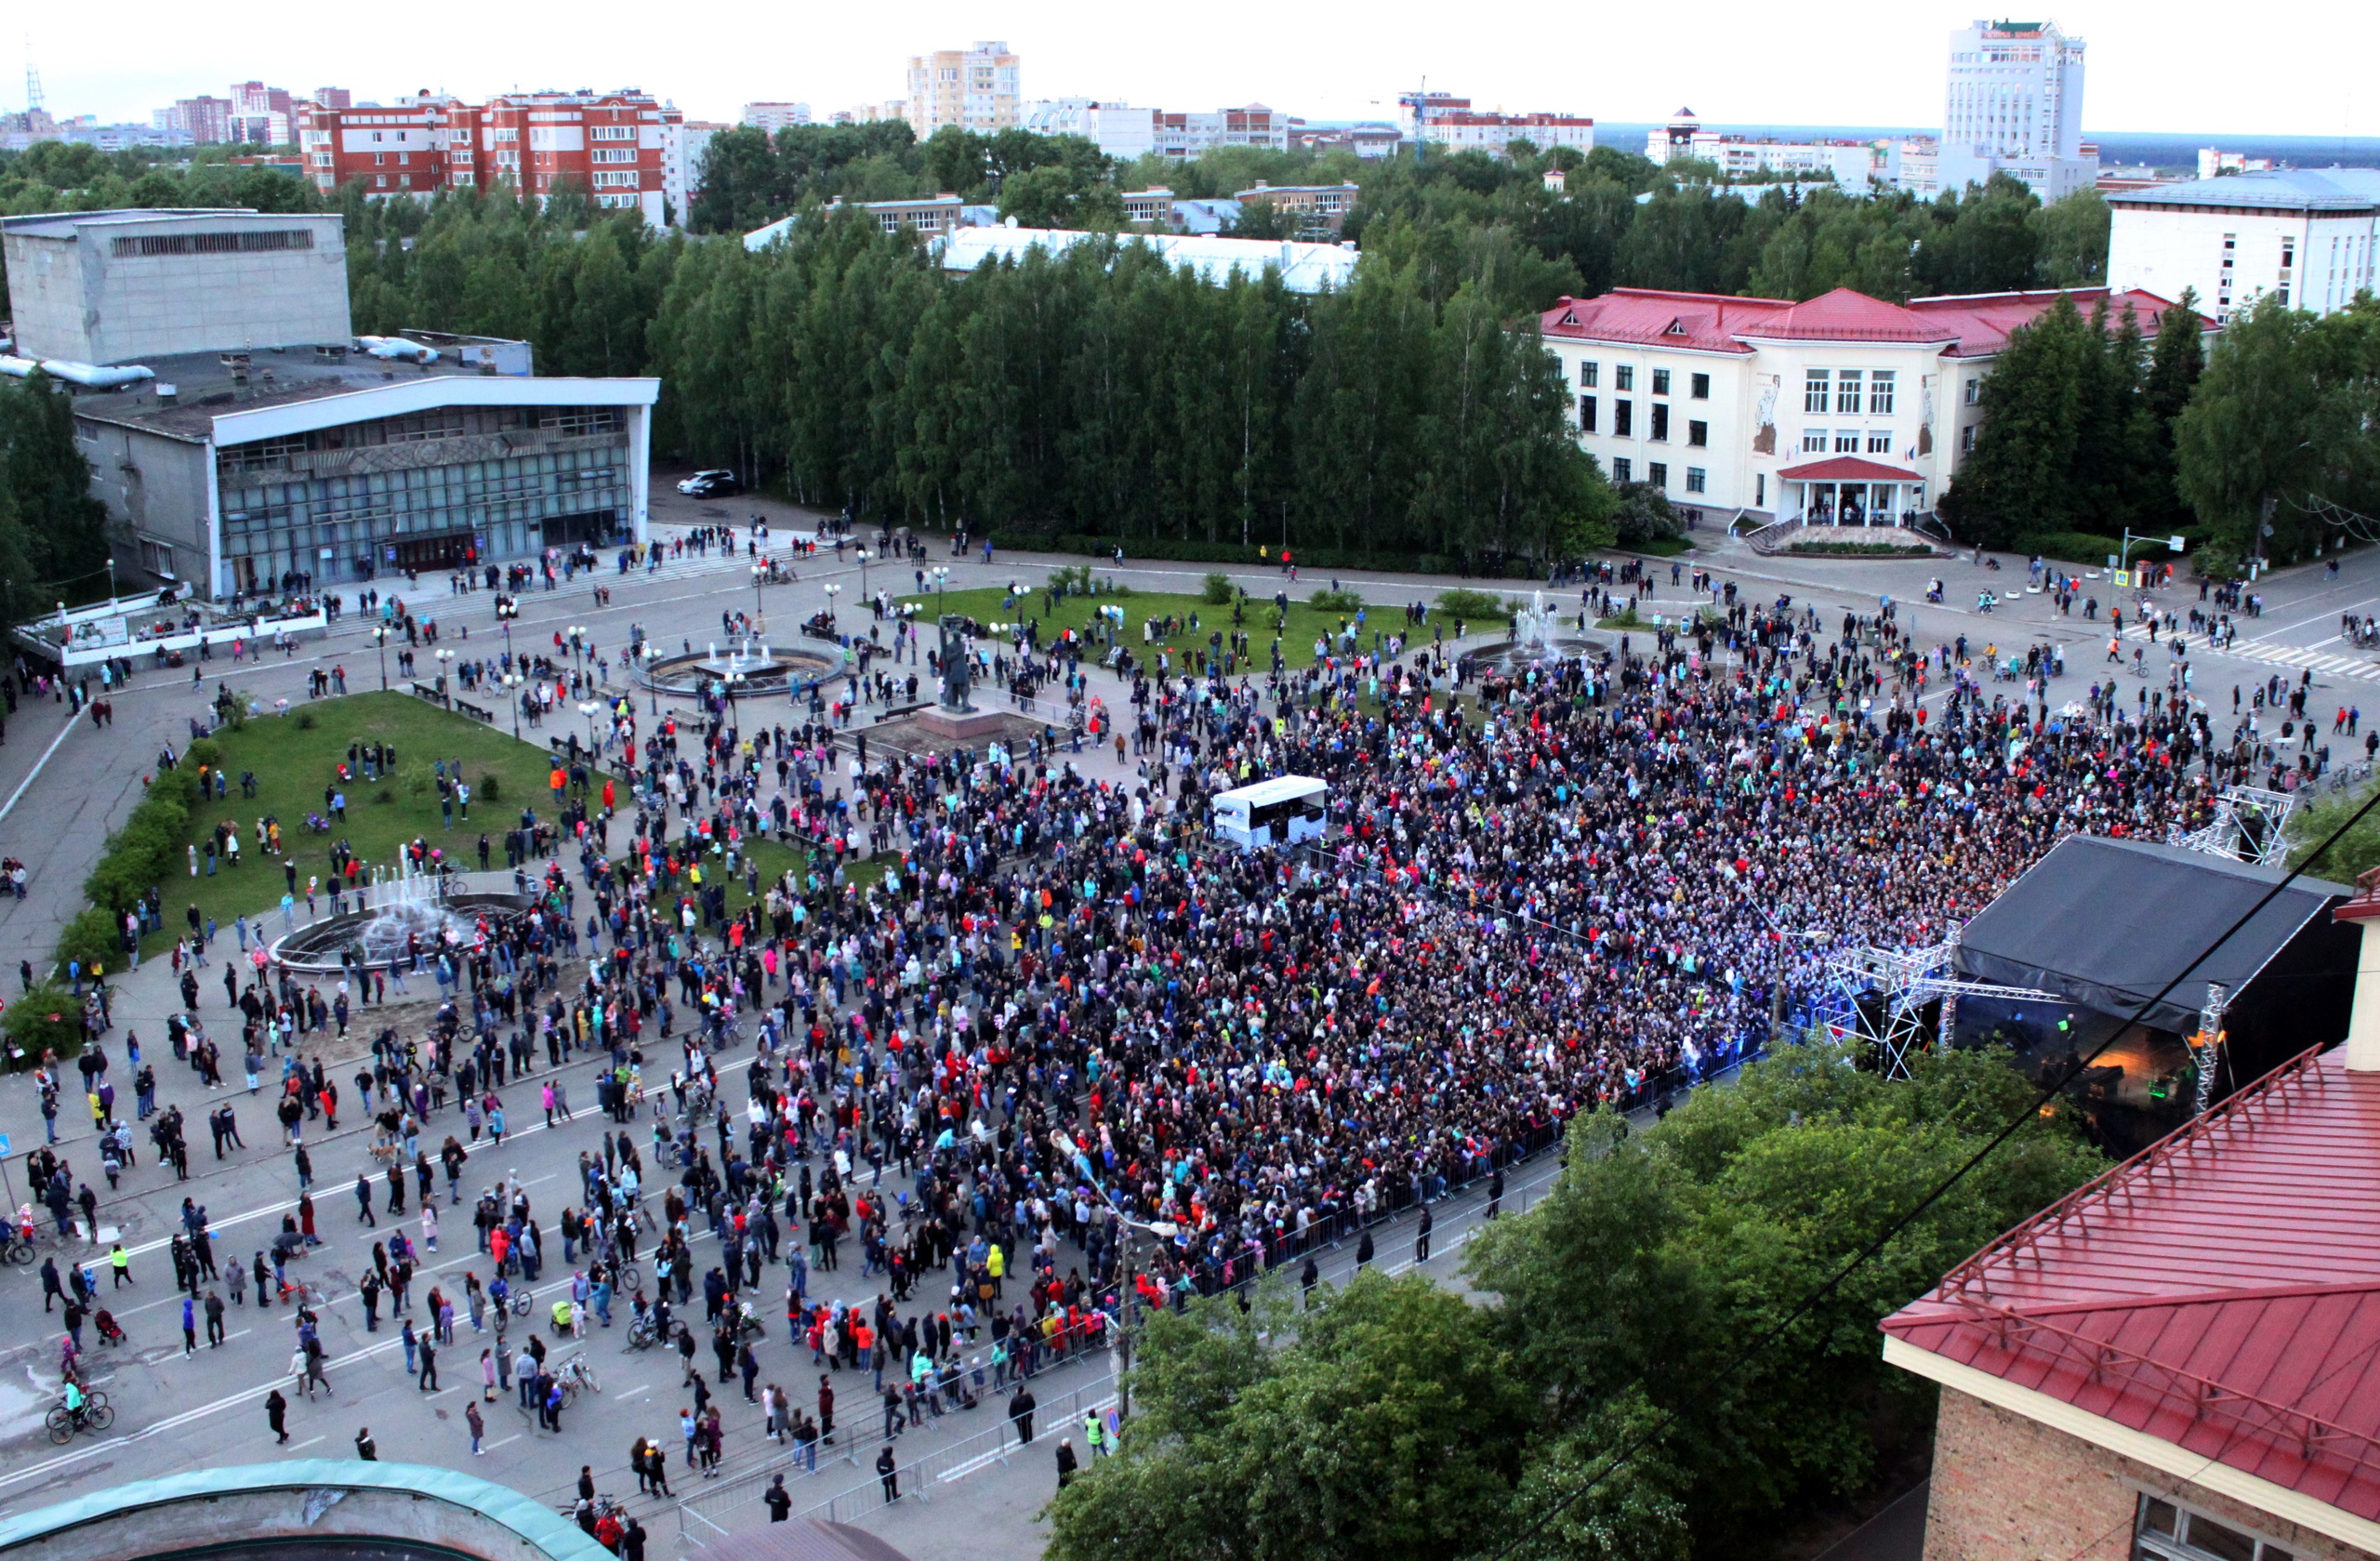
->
[[1817, 923, 2058, 1079], [2173, 785, 2297, 867]]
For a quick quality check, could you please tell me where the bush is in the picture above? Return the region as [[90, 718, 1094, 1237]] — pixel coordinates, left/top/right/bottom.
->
[[1612, 483, 1686, 548], [2013, 530, 2124, 568], [53, 907, 121, 980], [296, 709, 317, 730], [1787, 540, 1935, 556], [3, 983, 86, 1069], [1309, 588, 1365, 613], [1201, 572, 1235, 605], [1597, 603, 1643, 628], [1046, 564, 1095, 597], [1433, 588, 1510, 621], [477, 772, 502, 802]]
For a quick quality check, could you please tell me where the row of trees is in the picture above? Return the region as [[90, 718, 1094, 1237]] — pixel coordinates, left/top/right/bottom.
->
[[1046, 1042, 2105, 1561], [0, 370, 114, 620]]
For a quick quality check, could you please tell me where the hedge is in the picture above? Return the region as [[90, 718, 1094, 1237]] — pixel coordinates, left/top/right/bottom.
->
[[2013, 530, 2186, 569], [46, 738, 221, 992], [1787, 541, 1936, 557], [3, 982, 86, 1071], [1021, 533, 1481, 577]]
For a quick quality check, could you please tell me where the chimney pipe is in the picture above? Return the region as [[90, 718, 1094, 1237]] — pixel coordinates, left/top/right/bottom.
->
[[2333, 881, 2380, 1071]]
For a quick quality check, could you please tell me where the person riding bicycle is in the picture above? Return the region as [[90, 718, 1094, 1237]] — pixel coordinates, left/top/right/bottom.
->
[[62, 1378, 87, 1430]]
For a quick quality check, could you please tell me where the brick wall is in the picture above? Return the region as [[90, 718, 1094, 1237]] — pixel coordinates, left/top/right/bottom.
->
[[1924, 1387, 2380, 1561]]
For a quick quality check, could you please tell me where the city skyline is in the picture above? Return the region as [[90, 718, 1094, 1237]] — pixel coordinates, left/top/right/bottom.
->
[[12, 0, 2374, 143]]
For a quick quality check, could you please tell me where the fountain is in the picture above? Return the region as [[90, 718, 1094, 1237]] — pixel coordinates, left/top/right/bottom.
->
[[1480, 589, 1604, 673], [641, 633, 848, 701], [266, 864, 535, 975]]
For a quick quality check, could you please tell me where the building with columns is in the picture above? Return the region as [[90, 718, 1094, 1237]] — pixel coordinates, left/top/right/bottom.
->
[[1536, 284, 2200, 526]]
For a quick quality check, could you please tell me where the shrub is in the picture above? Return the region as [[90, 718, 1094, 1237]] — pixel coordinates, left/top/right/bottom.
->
[[477, 772, 502, 802], [1597, 603, 1643, 629], [53, 908, 121, 980], [1046, 564, 1095, 597], [3, 983, 86, 1069], [296, 709, 317, 730], [184, 739, 224, 774], [1201, 573, 1235, 605], [1309, 588, 1365, 613], [1787, 540, 1934, 556], [1612, 483, 1686, 548], [374, 787, 395, 805], [1433, 588, 1509, 621], [2013, 530, 2125, 567]]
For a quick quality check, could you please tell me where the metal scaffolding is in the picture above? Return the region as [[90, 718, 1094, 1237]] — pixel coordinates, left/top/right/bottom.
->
[[2173, 785, 2297, 867], [1818, 923, 2059, 1079]]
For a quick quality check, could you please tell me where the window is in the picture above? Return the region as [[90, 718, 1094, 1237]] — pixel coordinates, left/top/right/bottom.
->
[[1577, 395, 1597, 432], [1690, 372, 1710, 400], [1961, 425, 1977, 452], [1650, 404, 1670, 442], [1687, 420, 1708, 447], [1685, 467, 1706, 493], [1835, 369, 1864, 415], [1869, 431, 1892, 454], [1579, 361, 1598, 388], [1615, 364, 1634, 391], [1835, 431, 1860, 453], [1610, 457, 1632, 483], [1647, 462, 1668, 489], [1756, 473, 1765, 507], [1964, 376, 1982, 405], [1613, 401, 1633, 437], [1651, 368, 1671, 395], [1869, 370, 1896, 415], [2135, 1493, 2294, 1561], [1804, 368, 1831, 413], [1804, 430, 1829, 453]]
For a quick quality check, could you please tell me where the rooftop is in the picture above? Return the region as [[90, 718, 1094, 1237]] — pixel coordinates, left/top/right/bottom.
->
[[2107, 167, 2380, 213], [69, 347, 522, 441], [1539, 284, 2202, 357], [1883, 1044, 2380, 1529], [1, 207, 335, 241]]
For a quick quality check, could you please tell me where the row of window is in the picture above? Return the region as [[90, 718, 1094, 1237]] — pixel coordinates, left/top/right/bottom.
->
[[1577, 362, 1711, 399], [1606, 458, 1706, 494], [1805, 368, 1897, 415], [218, 408, 626, 477], [1577, 398, 1708, 445], [1804, 430, 1897, 455], [110, 229, 314, 258]]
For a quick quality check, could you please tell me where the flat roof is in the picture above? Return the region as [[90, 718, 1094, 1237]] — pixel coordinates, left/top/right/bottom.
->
[[2, 208, 342, 241], [68, 348, 655, 444], [1216, 774, 1327, 808], [2108, 167, 2380, 213]]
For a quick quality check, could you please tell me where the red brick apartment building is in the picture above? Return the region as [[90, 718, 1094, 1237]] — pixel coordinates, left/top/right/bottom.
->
[[300, 88, 681, 225], [1882, 889, 2380, 1561]]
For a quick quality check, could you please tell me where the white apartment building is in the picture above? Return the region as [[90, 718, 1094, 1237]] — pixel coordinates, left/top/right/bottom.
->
[[1536, 284, 2199, 525], [906, 42, 1020, 137], [1939, 19, 2094, 203], [2108, 168, 2380, 323], [1646, 110, 1877, 187], [740, 102, 813, 135], [1020, 99, 1153, 161], [1151, 105, 1295, 158], [661, 121, 726, 227]]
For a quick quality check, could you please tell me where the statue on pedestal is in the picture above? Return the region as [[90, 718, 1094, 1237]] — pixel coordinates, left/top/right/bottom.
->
[[938, 615, 973, 712]]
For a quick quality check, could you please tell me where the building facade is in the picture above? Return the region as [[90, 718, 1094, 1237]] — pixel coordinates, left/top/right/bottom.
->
[[905, 42, 1020, 137], [740, 102, 813, 135], [1940, 19, 2094, 203], [1428, 110, 1594, 156], [1151, 105, 1295, 158], [1536, 284, 2199, 524], [1647, 110, 1877, 187], [2108, 169, 2380, 323], [661, 121, 726, 226], [1020, 99, 1153, 162], [300, 89, 682, 224], [1234, 182, 1361, 235]]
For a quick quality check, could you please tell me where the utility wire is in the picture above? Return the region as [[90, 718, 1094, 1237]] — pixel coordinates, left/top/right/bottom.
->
[[1476, 783, 2380, 1561]]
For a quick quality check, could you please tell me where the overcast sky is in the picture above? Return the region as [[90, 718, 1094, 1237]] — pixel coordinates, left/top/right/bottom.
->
[[20, 0, 2374, 141]]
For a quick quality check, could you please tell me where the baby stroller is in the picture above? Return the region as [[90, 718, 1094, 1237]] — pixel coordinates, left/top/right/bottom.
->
[[94, 1309, 127, 1346]]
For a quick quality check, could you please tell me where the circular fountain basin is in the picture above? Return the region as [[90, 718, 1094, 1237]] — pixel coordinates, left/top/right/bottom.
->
[[642, 642, 848, 699], [268, 889, 536, 975]]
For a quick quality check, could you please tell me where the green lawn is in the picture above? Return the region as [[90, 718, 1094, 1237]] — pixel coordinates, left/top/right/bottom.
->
[[151, 691, 800, 946], [893, 582, 1501, 672]]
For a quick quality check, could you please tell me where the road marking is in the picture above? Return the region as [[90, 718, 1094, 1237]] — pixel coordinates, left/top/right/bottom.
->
[[483, 1434, 522, 1450], [0, 714, 80, 827], [617, 1383, 651, 1400], [284, 1435, 325, 1453]]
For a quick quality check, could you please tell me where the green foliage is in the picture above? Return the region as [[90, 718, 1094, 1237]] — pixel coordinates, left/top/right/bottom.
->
[[3, 982, 87, 1068], [2010, 530, 2124, 566], [1611, 482, 1685, 548], [1308, 587, 1365, 612], [0, 370, 113, 605], [1787, 540, 1934, 556], [1597, 603, 1643, 628], [2286, 776, 2380, 884], [476, 772, 502, 802], [1463, 1045, 2102, 1553], [1200, 572, 1236, 604], [2175, 292, 2380, 563], [1432, 587, 1510, 620]]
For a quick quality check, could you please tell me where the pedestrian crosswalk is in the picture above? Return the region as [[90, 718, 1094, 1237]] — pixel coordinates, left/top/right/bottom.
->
[[2204, 637, 2380, 684]]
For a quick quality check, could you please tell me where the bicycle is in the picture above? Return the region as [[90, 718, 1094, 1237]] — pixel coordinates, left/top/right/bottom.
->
[[556, 1355, 600, 1405], [46, 1392, 112, 1443], [613, 1262, 641, 1292], [2, 1233, 36, 1265], [512, 1291, 534, 1316]]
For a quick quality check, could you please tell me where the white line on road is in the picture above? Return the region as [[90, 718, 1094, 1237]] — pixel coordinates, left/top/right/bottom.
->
[[0, 715, 79, 827], [283, 1435, 325, 1453], [483, 1434, 522, 1450]]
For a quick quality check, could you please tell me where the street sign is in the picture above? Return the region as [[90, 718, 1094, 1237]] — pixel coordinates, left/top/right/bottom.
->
[[2169, 536, 2187, 550]]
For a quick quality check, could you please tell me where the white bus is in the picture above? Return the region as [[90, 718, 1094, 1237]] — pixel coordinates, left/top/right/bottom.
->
[[1212, 775, 1329, 853]]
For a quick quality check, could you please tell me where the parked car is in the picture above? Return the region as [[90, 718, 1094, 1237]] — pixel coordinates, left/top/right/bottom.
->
[[677, 470, 740, 497]]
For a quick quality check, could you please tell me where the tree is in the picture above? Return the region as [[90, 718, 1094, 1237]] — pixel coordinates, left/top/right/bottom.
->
[[1938, 294, 2109, 548], [0, 369, 112, 596], [2031, 190, 2110, 287]]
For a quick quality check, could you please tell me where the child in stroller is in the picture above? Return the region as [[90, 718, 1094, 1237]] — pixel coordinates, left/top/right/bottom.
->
[[94, 1308, 127, 1345]]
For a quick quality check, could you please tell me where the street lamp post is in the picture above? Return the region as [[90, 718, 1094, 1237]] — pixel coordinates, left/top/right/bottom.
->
[[641, 647, 660, 717], [434, 647, 454, 705], [502, 672, 524, 739], [1051, 1131, 1175, 1425], [750, 563, 766, 631], [373, 625, 390, 691], [576, 699, 601, 761], [856, 548, 870, 610]]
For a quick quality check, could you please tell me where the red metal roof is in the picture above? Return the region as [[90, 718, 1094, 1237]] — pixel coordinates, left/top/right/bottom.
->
[[1538, 285, 2210, 360], [1774, 456, 1924, 483], [1883, 1046, 2380, 1523]]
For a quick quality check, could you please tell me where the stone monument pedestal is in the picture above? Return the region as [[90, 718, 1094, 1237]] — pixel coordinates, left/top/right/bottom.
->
[[913, 703, 1010, 741]]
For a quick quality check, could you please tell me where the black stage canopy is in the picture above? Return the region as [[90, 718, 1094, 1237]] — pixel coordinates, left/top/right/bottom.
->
[[1954, 835, 2352, 1034]]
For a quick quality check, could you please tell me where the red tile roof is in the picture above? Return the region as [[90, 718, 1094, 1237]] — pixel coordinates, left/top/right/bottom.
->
[[1882, 1046, 2380, 1524], [1775, 456, 1924, 483], [1537, 285, 2210, 360]]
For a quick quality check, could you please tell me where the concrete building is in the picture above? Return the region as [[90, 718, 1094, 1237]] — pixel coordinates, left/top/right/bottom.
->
[[934, 227, 1356, 294], [2108, 169, 2380, 322], [3, 209, 656, 599], [1882, 903, 2380, 1561], [906, 42, 1020, 137], [1535, 283, 2199, 525], [740, 194, 995, 250], [1646, 110, 1877, 187], [300, 88, 682, 225], [3, 209, 350, 366], [740, 101, 813, 134], [2200, 148, 2277, 179], [312, 87, 352, 112], [1234, 181, 1361, 235], [153, 96, 233, 144], [1884, 136, 1943, 200], [1020, 99, 1153, 162], [1295, 123, 1403, 159], [1398, 95, 1593, 156], [661, 120, 727, 226], [1152, 105, 1297, 159], [1940, 19, 2094, 203]]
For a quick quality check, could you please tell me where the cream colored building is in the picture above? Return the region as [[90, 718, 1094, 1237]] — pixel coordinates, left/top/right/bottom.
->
[[906, 42, 1020, 137]]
